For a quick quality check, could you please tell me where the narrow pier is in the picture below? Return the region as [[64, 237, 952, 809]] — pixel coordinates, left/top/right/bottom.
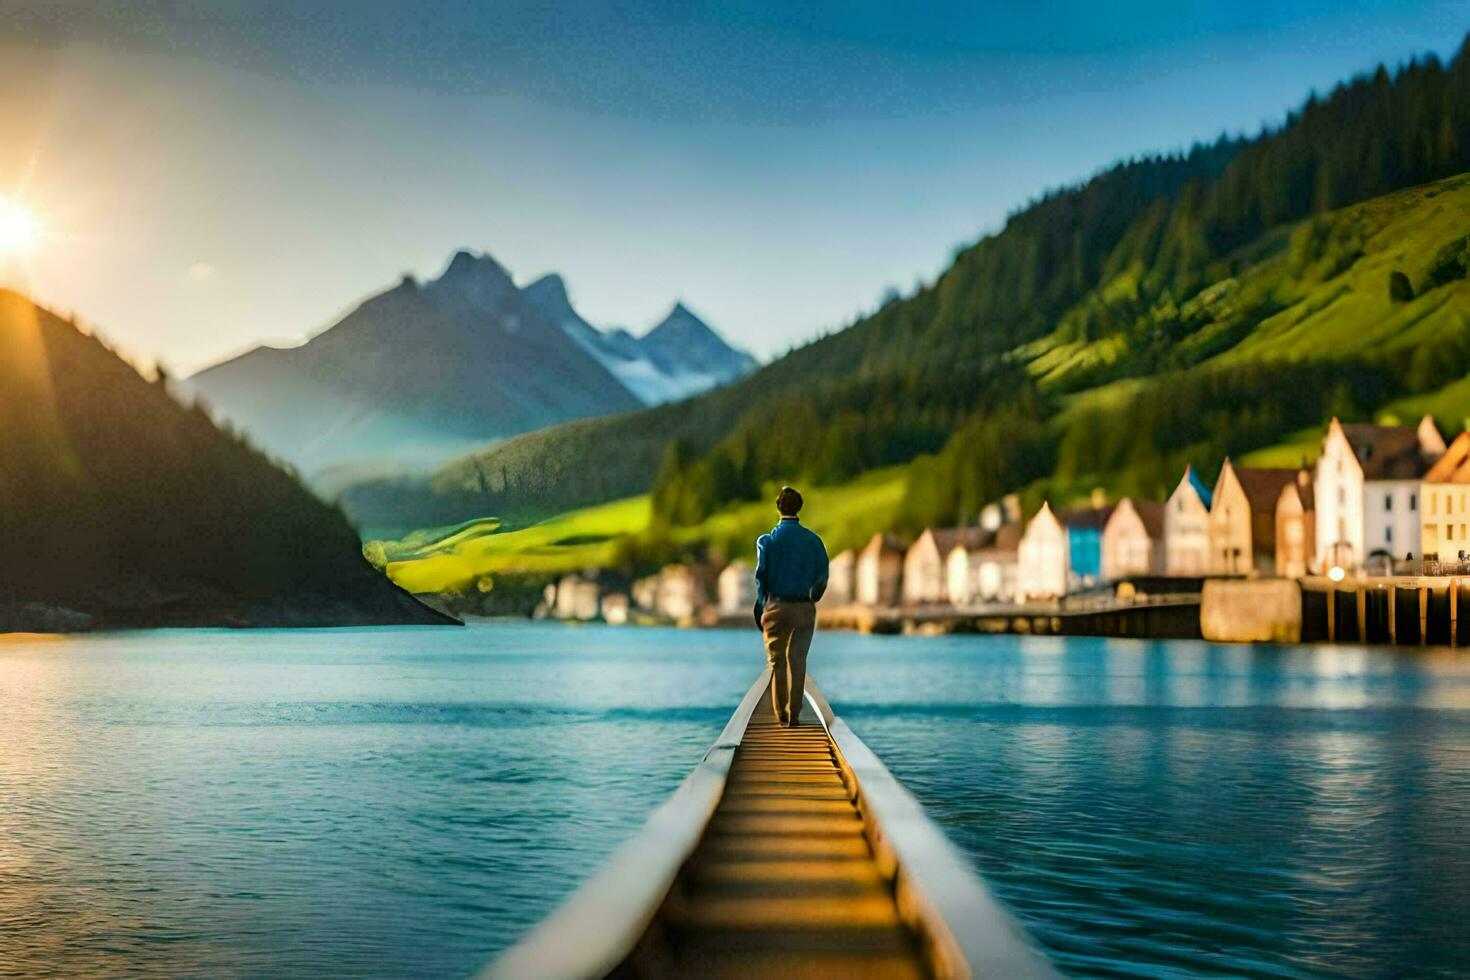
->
[[485, 670, 1055, 979], [654, 696, 924, 977]]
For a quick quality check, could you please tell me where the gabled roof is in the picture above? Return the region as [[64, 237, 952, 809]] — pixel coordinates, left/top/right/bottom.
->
[[860, 532, 905, 559], [1279, 469, 1314, 511], [1058, 504, 1115, 530], [925, 527, 990, 555], [989, 522, 1022, 553], [1130, 499, 1166, 538], [1425, 431, 1470, 483], [1233, 467, 1301, 517], [1170, 465, 1212, 509], [1338, 415, 1444, 479]]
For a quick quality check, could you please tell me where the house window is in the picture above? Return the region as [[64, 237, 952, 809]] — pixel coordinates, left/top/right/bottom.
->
[[1411, 493, 1417, 511], [1387, 526, 1393, 544], [1385, 494, 1393, 511], [1431, 494, 1438, 515]]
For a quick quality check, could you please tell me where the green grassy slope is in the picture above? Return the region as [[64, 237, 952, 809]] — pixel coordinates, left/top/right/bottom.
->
[[380, 172, 1470, 592], [347, 43, 1470, 578], [342, 42, 1470, 542], [376, 469, 906, 594]]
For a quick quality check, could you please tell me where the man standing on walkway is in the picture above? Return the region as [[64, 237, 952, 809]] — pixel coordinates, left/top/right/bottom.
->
[[754, 486, 829, 727]]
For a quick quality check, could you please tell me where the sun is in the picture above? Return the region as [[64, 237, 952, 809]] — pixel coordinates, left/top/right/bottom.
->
[[0, 197, 39, 257]]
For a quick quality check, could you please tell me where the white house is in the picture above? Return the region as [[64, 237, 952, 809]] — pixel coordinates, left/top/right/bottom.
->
[[601, 593, 631, 625], [904, 528, 984, 605], [975, 524, 1022, 602], [822, 549, 857, 606], [1018, 502, 1069, 600], [945, 529, 995, 606], [1164, 465, 1212, 576], [1314, 416, 1444, 571], [655, 564, 709, 621], [717, 560, 756, 616], [856, 533, 904, 607], [554, 574, 601, 621], [1101, 498, 1164, 580]]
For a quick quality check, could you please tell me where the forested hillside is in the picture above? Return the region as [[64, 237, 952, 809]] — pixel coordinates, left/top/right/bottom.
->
[[345, 39, 1470, 541], [0, 291, 448, 629]]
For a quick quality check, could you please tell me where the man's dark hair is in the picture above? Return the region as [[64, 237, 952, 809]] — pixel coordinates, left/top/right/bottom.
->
[[776, 486, 803, 516]]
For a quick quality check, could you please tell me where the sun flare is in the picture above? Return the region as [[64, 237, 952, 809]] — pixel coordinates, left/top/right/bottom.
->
[[0, 198, 39, 256]]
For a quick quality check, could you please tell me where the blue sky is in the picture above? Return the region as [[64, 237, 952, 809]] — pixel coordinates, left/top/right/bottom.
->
[[0, 1, 1464, 371]]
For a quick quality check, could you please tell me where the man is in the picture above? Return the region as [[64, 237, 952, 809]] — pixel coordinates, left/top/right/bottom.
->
[[754, 486, 829, 727]]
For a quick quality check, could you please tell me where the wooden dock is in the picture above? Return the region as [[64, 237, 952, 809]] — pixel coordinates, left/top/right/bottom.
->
[[485, 669, 1055, 979]]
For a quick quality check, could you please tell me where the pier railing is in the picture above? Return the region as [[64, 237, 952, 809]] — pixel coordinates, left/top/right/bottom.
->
[[481, 668, 773, 980], [803, 678, 1057, 978], [483, 669, 1055, 979]]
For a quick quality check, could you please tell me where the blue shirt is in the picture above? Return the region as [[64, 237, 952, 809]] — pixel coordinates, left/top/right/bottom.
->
[[755, 517, 829, 613]]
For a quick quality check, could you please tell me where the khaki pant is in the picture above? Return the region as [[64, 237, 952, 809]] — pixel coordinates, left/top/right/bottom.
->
[[761, 600, 816, 723]]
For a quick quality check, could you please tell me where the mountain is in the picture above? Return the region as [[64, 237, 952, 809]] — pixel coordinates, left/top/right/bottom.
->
[[189, 253, 755, 483], [0, 291, 448, 630], [339, 38, 1470, 542], [521, 274, 757, 405], [187, 250, 644, 479]]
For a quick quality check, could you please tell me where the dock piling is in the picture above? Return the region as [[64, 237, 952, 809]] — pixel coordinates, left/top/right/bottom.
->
[[1453, 580, 1460, 647]]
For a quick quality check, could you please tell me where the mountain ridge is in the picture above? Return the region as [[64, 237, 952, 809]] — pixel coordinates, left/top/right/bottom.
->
[[338, 38, 1470, 540], [189, 250, 755, 479]]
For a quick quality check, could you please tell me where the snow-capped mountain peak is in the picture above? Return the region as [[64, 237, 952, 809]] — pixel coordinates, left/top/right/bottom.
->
[[519, 276, 757, 405]]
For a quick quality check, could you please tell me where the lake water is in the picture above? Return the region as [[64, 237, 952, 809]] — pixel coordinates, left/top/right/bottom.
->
[[3, 624, 1468, 977]]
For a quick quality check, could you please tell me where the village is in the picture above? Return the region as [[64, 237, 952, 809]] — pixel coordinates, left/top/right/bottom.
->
[[537, 416, 1470, 642]]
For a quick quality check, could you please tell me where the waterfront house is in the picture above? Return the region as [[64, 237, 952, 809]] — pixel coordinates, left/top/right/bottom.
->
[[1101, 498, 1165, 580], [1209, 460, 1300, 576], [1274, 471, 1315, 578], [554, 573, 602, 621], [1059, 504, 1114, 589], [1420, 430, 1470, 561], [717, 560, 756, 616], [822, 549, 857, 605], [1018, 503, 1069, 600], [632, 574, 659, 612], [1164, 465, 1213, 576], [856, 533, 904, 607], [1314, 416, 1444, 571], [904, 528, 985, 605], [945, 528, 996, 606], [655, 564, 710, 622], [975, 523, 1022, 602], [602, 592, 631, 625]]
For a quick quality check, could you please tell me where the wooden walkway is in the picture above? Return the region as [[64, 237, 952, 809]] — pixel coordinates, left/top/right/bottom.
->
[[485, 669, 1056, 980], [646, 686, 926, 977]]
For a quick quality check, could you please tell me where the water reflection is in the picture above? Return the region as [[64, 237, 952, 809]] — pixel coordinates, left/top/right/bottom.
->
[[817, 634, 1470, 978], [3, 627, 1469, 978]]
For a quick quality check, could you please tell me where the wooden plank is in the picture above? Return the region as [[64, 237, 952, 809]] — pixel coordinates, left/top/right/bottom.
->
[[487, 673, 1057, 980]]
